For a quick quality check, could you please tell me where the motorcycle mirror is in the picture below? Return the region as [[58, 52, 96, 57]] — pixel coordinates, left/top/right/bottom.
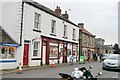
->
[[95, 72, 102, 78], [98, 72, 102, 76], [90, 66, 93, 69]]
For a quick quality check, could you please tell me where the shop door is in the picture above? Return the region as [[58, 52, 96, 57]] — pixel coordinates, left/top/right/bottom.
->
[[43, 41, 47, 64], [63, 48, 67, 63], [23, 44, 29, 66]]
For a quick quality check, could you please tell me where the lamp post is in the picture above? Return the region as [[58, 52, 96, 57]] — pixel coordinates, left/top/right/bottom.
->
[[79, 29, 83, 63]]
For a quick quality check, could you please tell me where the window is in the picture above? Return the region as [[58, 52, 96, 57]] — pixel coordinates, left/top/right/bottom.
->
[[90, 37, 93, 45], [50, 46, 58, 58], [51, 20, 56, 34], [34, 13, 41, 30], [72, 28, 76, 39], [83, 34, 87, 44], [1, 46, 16, 59], [63, 25, 67, 37], [33, 42, 39, 56]]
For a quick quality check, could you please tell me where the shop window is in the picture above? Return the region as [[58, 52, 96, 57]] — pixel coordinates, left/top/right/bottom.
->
[[68, 49, 71, 56], [50, 46, 58, 58], [1, 46, 16, 59], [60, 48, 63, 57], [33, 42, 40, 56]]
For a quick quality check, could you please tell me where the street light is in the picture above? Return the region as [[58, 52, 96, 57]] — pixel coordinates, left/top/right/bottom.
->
[[79, 29, 83, 63]]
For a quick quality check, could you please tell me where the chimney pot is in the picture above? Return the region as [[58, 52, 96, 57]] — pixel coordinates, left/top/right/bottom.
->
[[62, 11, 69, 19], [55, 6, 61, 15], [78, 23, 84, 29]]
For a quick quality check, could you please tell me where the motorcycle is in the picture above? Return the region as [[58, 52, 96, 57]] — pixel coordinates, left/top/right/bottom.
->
[[59, 66, 102, 80]]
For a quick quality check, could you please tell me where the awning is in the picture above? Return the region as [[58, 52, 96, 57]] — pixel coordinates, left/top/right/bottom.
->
[[0, 26, 19, 46]]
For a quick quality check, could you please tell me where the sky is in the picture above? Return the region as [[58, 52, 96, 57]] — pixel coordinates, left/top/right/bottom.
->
[[34, 0, 119, 45]]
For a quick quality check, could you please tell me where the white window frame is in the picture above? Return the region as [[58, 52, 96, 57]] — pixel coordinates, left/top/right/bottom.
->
[[34, 13, 41, 30], [33, 41, 40, 57], [72, 28, 76, 39], [51, 20, 56, 34], [63, 25, 67, 37]]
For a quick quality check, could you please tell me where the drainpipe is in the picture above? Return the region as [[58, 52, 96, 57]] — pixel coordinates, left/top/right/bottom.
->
[[20, 1, 24, 46]]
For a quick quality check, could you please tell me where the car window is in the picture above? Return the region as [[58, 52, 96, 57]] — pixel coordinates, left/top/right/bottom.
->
[[102, 54, 109, 58], [107, 55, 120, 60]]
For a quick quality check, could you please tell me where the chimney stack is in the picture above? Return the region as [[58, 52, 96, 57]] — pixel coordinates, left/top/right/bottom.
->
[[55, 6, 61, 15], [62, 11, 69, 20], [78, 23, 84, 30]]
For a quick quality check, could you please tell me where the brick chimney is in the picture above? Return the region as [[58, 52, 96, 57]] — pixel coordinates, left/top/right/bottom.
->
[[62, 11, 69, 20], [55, 6, 61, 15], [78, 23, 84, 30]]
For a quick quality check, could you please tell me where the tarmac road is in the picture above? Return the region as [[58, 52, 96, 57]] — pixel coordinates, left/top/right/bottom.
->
[[2, 62, 119, 78]]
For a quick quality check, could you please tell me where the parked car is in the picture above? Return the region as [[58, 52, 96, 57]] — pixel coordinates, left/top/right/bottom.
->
[[102, 54, 120, 70], [101, 54, 110, 61]]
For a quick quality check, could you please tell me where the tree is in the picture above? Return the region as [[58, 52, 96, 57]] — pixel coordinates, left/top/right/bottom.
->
[[113, 44, 120, 54]]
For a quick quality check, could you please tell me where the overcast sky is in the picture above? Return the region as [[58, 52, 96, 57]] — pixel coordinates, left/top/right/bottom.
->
[[34, 0, 119, 45]]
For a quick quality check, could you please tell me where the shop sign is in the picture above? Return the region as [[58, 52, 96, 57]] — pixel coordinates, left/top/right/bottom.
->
[[3, 43, 20, 47]]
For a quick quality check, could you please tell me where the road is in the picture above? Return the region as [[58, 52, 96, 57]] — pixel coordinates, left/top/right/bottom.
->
[[2, 62, 119, 78]]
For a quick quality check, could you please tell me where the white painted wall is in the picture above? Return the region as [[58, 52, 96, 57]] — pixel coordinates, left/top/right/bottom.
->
[[2, 2, 22, 43], [0, 62, 17, 70], [24, 3, 79, 43], [0, 2, 2, 26], [1, 1, 24, 70]]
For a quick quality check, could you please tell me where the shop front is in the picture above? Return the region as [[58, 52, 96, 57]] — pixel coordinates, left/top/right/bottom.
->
[[41, 37, 59, 65], [0, 43, 19, 70], [0, 26, 19, 70], [41, 36, 78, 65], [72, 44, 78, 62]]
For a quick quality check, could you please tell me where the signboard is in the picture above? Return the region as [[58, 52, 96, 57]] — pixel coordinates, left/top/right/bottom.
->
[[3, 43, 20, 47]]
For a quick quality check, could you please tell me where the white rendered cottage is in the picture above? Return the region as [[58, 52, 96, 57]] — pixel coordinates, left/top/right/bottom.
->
[[1, 0, 79, 70]]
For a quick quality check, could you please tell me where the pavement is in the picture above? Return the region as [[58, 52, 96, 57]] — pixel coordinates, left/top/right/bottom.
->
[[1, 62, 84, 75]]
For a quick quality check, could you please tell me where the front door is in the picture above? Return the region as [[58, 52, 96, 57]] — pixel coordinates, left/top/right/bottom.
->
[[63, 43, 67, 63], [23, 44, 29, 66]]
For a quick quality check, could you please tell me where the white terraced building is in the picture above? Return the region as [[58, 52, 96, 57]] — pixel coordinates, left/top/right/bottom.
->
[[0, 0, 80, 70]]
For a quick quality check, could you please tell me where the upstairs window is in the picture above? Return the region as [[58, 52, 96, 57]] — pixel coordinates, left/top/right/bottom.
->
[[51, 20, 56, 34], [63, 25, 67, 37], [34, 13, 41, 30], [72, 28, 76, 39]]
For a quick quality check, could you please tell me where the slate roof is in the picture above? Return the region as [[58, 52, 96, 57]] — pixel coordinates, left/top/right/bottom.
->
[[23, 0, 78, 27], [0, 26, 18, 44], [81, 28, 95, 37]]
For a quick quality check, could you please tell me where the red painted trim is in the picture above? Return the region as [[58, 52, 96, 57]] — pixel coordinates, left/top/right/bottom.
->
[[46, 39, 50, 65], [41, 38, 43, 66]]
